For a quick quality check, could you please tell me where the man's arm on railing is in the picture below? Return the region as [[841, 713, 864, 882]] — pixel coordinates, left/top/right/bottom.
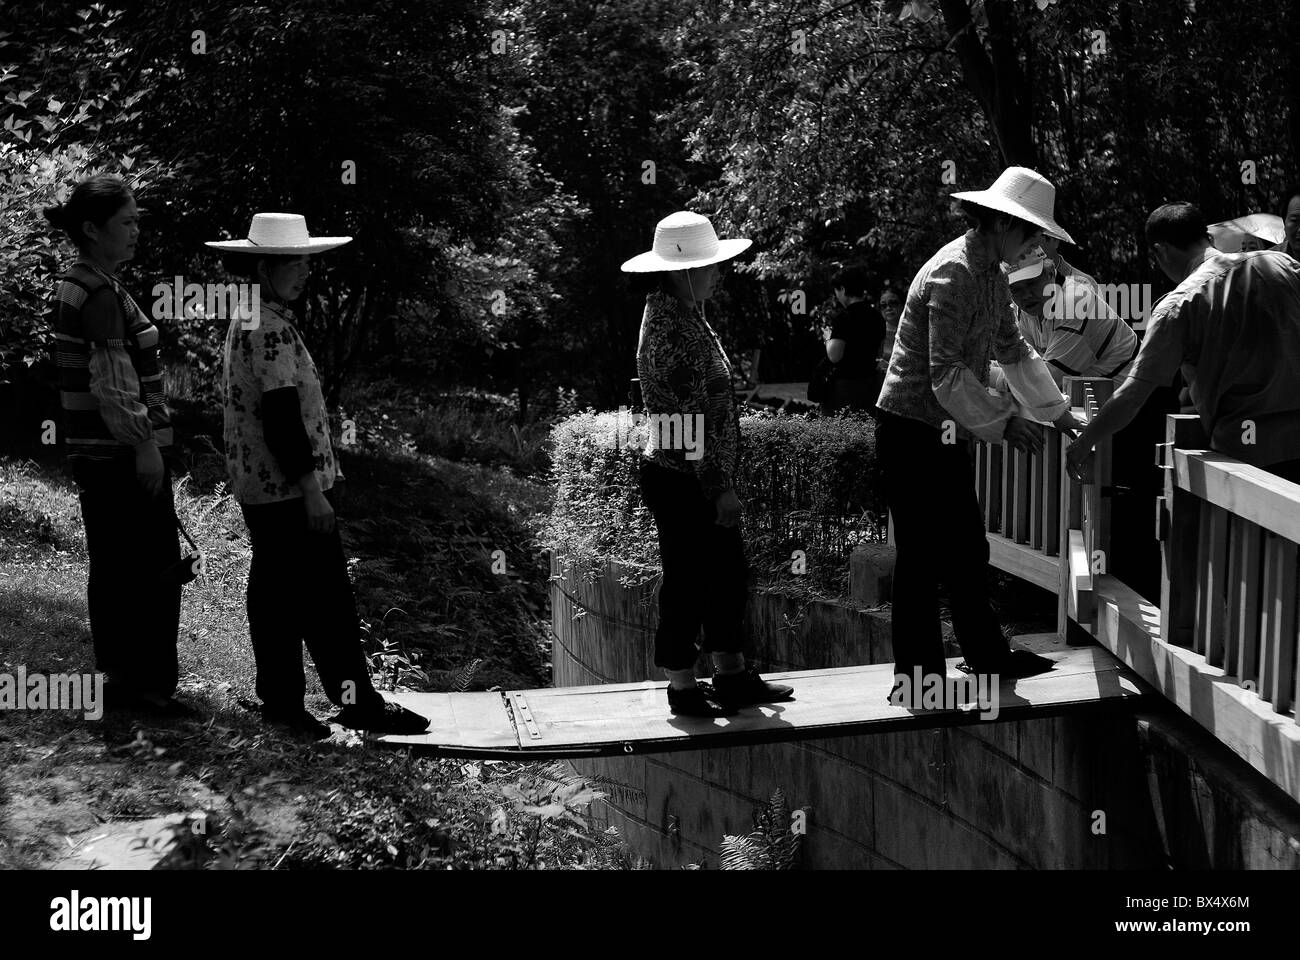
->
[[1067, 375, 1158, 479]]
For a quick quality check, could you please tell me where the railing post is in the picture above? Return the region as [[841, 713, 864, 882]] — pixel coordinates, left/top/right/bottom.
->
[[1084, 379, 1115, 573], [1058, 380, 1086, 638], [1157, 414, 1208, 648]]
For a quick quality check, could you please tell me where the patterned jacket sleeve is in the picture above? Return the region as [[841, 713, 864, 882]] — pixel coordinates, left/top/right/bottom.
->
[[691, 328, 738, 499], [926, 259, 1021, 442], [640, 304, 736, 498], [82, 285, 154, 448], [992, 277, 1070, 424]]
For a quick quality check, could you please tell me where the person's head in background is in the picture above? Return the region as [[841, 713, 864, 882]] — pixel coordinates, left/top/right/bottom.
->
[[1280, 186, 1300, 258], [1006, 245, 1058, 319], [878, 283, 903, 326], [1146, 202, 1211, 284], [222, 252, 311, 305], [42, 175, 138, 272], [832, 264, 870, 308], [958, 198, 1043, 264]]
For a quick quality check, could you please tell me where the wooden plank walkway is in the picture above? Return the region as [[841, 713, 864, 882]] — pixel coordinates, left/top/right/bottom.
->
[[376, 636, 1146, 759]]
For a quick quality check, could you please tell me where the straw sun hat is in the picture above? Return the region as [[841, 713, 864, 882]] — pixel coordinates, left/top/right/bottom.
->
[[205, 212, 351, 255], [620, 211, 751, 273], [951, 167, 1075, 245]]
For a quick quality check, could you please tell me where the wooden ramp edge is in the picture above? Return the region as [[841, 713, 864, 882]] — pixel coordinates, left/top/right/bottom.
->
[[374, 637, 1148, 760]]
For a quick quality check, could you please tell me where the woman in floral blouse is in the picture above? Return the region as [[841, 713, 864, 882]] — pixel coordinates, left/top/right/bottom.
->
[[211, 213, 427, 739], [876, 168, 1083, 705], [623, 211, 795, 718]]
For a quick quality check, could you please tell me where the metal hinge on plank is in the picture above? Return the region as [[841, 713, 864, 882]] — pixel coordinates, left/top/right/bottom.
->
[[509, 692, 543, 741]]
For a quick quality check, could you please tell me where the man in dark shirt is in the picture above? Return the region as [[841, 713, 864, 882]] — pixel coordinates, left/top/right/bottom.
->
[[1069, 202, 1300, 485], [825, 264, 886, 414]]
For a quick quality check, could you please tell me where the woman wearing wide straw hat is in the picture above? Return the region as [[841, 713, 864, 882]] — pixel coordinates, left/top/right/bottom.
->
[[208, 213, 428, 738], [875, 168, 1084, 705], [623, 211, 794, 718]]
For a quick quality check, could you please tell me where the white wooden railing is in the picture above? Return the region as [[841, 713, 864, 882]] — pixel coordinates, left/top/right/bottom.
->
[[970, 381, 1300, 803]]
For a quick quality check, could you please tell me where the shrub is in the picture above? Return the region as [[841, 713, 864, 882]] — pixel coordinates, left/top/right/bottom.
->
[[542, 408, 885, 596]]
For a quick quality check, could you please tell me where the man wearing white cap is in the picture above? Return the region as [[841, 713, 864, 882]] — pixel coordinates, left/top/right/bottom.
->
[[623, 211, 795, 718], [1003, 243, 1139, 389], [876, 167, 1084, 705]]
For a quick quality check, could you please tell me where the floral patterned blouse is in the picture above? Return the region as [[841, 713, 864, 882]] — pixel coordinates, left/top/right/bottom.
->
[[636, 289, 740, 499], [222, 298, 339, 505], [877, 230, 1069, 442]]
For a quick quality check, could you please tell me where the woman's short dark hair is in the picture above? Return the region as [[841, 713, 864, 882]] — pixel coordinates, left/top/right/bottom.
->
[[831, 264, 871, 297], [42, 175, 134, 249], [1145, 202, 1209, 249], [957, 199, 1035, 236], [878, 282, 903, 303]]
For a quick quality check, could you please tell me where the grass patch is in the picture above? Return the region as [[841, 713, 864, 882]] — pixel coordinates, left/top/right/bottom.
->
[[0, 441, 641, 870]]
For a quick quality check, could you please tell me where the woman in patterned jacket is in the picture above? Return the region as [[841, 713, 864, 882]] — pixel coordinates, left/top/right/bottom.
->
[[876, 168, 1084, 706], [210, 213, 427, 739], [623, 211, 795, 718]]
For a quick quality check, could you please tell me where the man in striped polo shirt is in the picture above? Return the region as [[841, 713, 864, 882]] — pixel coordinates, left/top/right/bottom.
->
[[1003, 243, 1139, 388], [45, 175, 187, 717]]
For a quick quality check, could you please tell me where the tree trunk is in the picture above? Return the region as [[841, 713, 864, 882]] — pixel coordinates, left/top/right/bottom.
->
[[937, 0, 1037, 168]]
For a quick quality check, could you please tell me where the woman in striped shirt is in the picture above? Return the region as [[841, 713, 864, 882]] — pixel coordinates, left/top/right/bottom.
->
[[44, 175, 188, 717]]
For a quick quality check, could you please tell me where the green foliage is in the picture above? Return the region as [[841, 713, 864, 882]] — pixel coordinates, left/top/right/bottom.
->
[[668, 0, 1298, 301], [542, 408, 884, 595], [719, 788, 802, 870], [340, 378, 555, 479], [506, 0, 720, 405], [0, 450, 631, 872]]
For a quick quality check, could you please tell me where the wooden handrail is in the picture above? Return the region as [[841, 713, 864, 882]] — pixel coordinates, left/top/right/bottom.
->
[[1172, 451, 1300, 544], [965, 394, 1300, 801], [966, 376, 1115, 634], [1156, 414, 1300, 716]]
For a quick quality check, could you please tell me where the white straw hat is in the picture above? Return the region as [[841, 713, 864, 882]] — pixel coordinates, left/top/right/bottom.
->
[[620, 211, 752, 273], [205, 212, 351, 255], [1208, 213, 1285, 251], [951, 167, 1074, 245]]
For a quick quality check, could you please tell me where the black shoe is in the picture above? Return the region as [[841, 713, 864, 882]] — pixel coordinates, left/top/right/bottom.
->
[[1000, 650, 1056, 678], [710, 665, 794, 707], [144, 696, 197, 719], [102, 684, 146, 713], [103, 688, 195, 719], [959, 650, 1056, 679], [667, 684, 736, 718], [261, 706, 331, 740], [333, 700, 430, 735], [887, 679, 910, 707]]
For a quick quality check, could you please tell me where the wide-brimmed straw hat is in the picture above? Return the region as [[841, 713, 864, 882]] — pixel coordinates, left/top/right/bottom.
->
[[1208, 213, 1285, 252], [620, 211, 751, 273], [951, 167, 1074, 245], [205, 213, 351, 255]]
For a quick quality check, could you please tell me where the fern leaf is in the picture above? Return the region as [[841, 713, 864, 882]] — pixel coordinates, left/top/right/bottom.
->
[[450, 657, 483, 692]]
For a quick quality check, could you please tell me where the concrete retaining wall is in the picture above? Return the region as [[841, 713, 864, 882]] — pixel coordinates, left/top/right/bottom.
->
[[550, 555, 1300, 869]]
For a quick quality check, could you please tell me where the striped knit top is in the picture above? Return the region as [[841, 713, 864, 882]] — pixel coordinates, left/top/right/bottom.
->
[[50, 261, 173, 460]]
